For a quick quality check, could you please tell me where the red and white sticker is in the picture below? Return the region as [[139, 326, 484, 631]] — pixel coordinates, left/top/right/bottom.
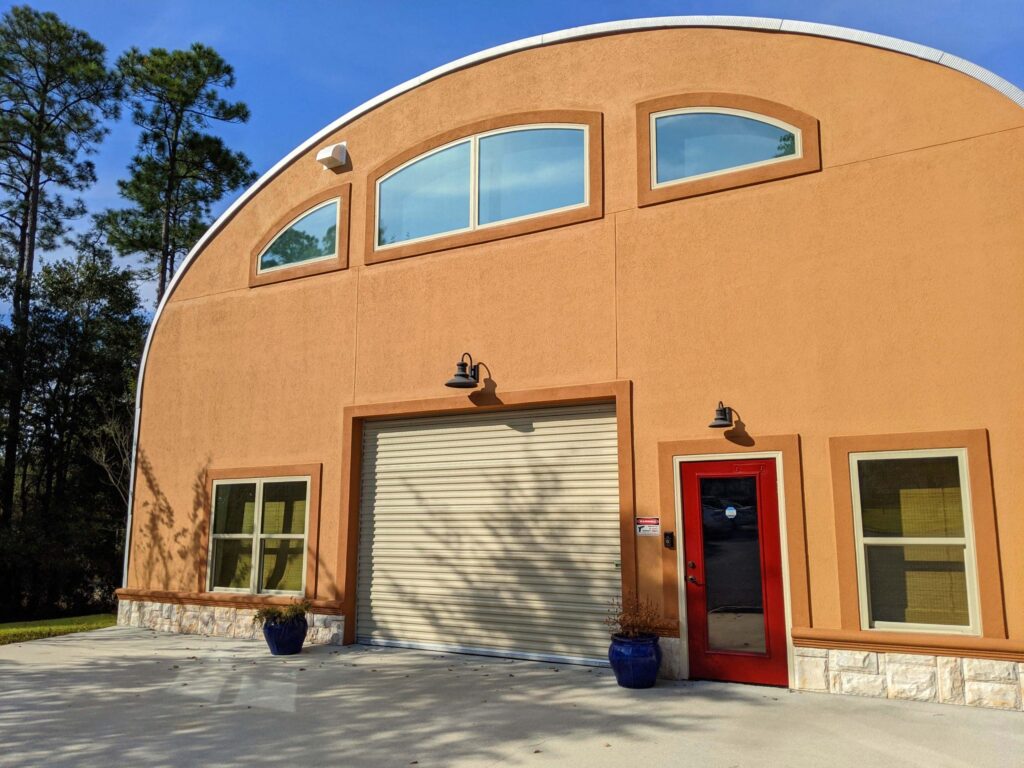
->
[[635, 517, 660, 536]]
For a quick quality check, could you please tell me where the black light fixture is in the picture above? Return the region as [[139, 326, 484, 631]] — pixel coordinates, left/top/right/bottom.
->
[[708, 401, 734, 429], [445, 352, 480, 389]]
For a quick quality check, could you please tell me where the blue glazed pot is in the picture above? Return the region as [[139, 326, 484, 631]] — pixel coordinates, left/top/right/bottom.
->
[[608, 633, 662, 688], [262, 616, 308, 655]]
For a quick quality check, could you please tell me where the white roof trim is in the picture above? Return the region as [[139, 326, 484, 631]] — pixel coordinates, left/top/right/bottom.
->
[[122, 15, 1024, 585]]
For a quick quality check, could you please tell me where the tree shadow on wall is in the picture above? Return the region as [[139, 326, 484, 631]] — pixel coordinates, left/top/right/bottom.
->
[[133, 450, 211, 591]]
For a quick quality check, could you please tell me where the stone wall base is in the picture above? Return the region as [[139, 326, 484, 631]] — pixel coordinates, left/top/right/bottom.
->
[[658, 637, 685, 680], [794, 646, 1023, 711], [117, 598, 345, 646]]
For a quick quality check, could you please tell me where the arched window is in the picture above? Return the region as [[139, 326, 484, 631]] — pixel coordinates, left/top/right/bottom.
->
[[258, 199, 339, 272], [652, 109, 799, 186], [250, 185, 351, 287], [637, 94, 820, 206], [368, 111, 603, 263]]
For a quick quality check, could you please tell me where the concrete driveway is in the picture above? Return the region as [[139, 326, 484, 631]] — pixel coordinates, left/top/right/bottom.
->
[[0, 628, 1019, 767]]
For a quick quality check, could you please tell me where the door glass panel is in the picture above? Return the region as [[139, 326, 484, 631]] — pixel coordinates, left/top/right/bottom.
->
[[699, 475, 766, 653]]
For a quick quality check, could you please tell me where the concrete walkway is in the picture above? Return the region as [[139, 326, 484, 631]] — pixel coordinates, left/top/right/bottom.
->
[[0, 628, 1019, 767]]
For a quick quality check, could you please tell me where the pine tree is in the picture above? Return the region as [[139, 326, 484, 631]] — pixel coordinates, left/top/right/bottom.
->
[[0, 5, 120, 524], [102, 44, 257, 302]]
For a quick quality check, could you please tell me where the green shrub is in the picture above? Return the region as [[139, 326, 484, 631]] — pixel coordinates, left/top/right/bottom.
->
[[252, 600, 311, 627]]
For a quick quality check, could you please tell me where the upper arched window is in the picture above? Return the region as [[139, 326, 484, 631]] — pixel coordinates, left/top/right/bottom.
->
[[249, 185, 351, 287], [259, 199, 338, 272], [367, 111, 603, 263], [652, 109, 799, 186], [636, 94, 820, 207]]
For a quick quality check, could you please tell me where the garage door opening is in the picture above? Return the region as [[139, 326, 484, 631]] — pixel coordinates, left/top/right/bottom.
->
[[356, 403, 621, 665]]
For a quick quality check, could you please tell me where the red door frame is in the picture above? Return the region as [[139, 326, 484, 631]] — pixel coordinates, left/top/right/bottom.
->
[[680, 458, 788, 686]]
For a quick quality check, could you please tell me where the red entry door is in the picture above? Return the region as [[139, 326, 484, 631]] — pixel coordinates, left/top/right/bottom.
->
[[680, 459, 788, 686]]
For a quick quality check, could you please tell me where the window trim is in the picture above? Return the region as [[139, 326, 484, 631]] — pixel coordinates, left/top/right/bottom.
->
[[849, 447, 981, 636], [374, 124, 591, 253], [374, 137, 475, 250], [200, 463, 322, 598], [649, 106, 803, 189], [249, 185, 351, 288], [207, 475, 312, 596], [636, 93, 820, 207], [256, 198, 340, 275], [365, 110, 603, 264], [829, 430, 1006, 641]]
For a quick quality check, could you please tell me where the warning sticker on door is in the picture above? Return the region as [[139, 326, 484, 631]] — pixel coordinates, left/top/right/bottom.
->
[[635, 517, 660, 536]]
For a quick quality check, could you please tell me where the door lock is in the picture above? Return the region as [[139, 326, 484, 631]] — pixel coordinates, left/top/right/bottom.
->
[[663, 531, 675, 549]]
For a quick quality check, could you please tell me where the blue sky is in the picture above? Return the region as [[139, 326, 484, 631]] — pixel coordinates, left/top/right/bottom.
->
[[7, 0, 1024, 305]]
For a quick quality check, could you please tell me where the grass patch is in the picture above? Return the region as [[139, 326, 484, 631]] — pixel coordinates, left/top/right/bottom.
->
[[0, 614, 117, 645]]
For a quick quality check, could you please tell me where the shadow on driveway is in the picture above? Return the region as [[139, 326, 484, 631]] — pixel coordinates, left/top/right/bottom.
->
[[0, 627, 1018, 767]]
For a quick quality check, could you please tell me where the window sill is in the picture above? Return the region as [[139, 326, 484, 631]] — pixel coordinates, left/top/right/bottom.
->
[[115, 588, 344, 615], [791, 626, 1024, 662]]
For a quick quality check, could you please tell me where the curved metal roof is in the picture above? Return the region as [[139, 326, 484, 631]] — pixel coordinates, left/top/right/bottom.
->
[[123, 16, 1024, 583]]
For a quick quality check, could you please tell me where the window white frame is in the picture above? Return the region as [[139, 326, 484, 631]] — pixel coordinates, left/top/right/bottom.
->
[[375, 123, 590, 251], [649, 107, 803, 189], [255, 198, 341, 275], [207, 475, 311, 596], [849, 448, 981, 635]]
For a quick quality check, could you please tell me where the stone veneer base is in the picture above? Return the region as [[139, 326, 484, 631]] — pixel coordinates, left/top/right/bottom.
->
[[794, 645, 1023, 711], [117, 598, 345, 646], [117, 602, 1022, 712]]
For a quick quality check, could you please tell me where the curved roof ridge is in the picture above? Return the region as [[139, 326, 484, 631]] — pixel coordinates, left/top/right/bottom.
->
[[122, 15, 1024, 584]]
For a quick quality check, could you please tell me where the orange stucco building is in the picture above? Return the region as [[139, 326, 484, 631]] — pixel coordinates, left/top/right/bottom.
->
[[117, 18, 1024, 710]]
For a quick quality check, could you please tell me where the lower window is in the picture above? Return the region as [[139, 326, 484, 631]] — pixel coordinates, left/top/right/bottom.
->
[[850, 449, 980, 634], [208, 476, 310, 595]]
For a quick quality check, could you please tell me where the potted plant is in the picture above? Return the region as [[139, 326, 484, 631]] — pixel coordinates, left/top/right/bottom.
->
[[253, 600, 311, 655], [605, 595, 666, 689]]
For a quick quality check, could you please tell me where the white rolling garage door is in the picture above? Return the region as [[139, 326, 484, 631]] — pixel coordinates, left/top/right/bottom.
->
[[356, 403, 621, 665]]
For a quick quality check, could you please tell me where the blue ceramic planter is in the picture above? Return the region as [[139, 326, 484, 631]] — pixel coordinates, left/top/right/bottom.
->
[[608, 633, 662, 688], [262, 617, 308, 655]]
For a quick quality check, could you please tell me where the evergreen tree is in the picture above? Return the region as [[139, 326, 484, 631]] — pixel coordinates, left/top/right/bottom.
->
[[102, 44, 256, 302], [0, 5, 120, 525], [2, 228, 145, 618]]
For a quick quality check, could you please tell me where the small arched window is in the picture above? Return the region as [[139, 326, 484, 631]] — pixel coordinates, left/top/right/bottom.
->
[[652, 109, 799, 186], [367, 111, 603, 264], [259, 199, 338, 272], [637, 94, 820, 206], [250, 185, 351, 287]]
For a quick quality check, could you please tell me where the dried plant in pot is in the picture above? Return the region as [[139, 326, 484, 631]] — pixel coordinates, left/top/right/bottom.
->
[[605, 595, 668, 688], [253, 600, 311, 655]]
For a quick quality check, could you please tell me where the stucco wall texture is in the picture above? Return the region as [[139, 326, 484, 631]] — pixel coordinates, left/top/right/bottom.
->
[[126, 28, 1024, 642]]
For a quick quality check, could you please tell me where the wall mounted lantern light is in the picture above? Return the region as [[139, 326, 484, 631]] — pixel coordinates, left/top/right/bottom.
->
[[445, 353, 481, 389], [708, 401, 734, 429]]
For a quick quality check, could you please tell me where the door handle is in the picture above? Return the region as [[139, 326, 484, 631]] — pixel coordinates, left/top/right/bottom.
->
[[686, 575, 704, 587]]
